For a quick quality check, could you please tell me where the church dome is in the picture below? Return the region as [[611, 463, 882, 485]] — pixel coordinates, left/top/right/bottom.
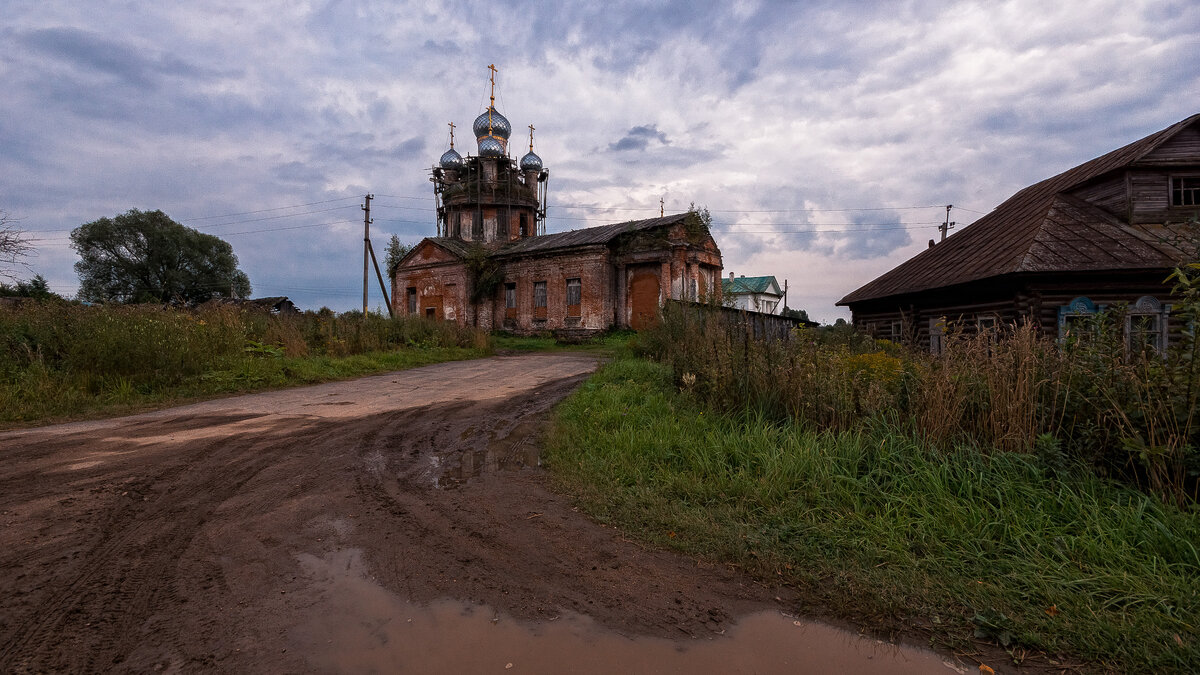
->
[[473, 106, 511, 140], [478, 136, 505, 157], [439, 147, 464, 169], [520, 150, 542, 171]]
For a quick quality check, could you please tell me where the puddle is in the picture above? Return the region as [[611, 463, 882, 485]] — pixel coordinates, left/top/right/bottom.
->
[[439, 420, 542, 488], [291, 550, 963, 674]]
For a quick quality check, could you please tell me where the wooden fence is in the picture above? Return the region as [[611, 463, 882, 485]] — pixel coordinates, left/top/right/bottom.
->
[[664, 300, 816, 341]]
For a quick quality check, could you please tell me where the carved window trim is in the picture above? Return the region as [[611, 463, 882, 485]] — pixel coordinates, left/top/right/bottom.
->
[[1125, 295, 1170, 355]]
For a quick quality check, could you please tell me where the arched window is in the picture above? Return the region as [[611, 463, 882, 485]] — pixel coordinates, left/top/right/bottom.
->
[[1126, 296, 1169, 355], [1058, 297, 1098, 341]]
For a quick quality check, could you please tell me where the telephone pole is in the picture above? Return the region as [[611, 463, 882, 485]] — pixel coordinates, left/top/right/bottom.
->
[[939, 204, 955, 242], [362, 194, 372, 314]]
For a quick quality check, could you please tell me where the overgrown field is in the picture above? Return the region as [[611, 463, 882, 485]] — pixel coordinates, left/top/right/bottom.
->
[[0, 302, 491, 426], [641, 294, 1200, 506], [545, 358, 1200, 672]]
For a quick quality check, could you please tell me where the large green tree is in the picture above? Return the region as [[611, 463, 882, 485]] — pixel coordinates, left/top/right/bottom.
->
[[71, 209, 251, 304]]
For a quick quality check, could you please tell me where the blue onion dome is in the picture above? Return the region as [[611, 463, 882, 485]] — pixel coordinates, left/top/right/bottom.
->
[[520, 150, 542, 171], [478, 136, 505, 157], [440, 147, 464, 169], [473, 106, 511, 140]]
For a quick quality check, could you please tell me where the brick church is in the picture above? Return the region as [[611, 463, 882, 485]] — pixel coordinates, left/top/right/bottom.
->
[[391, 68, 723, 335]]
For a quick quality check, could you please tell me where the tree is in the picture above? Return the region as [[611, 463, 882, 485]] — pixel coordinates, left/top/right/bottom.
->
[[1, 210, 32, 283], [0, 274, 62, 300], [71, 209, 251, 304], [780, 307, 810, 322], [384, 234, 412, 278]]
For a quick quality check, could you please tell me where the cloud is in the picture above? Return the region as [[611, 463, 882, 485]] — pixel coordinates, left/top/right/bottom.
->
[[608, 125, 670, 152], [2, 0, 1197, 318]]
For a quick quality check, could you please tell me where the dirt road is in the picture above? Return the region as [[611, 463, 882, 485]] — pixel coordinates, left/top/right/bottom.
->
[[0, 352, 959, 673]]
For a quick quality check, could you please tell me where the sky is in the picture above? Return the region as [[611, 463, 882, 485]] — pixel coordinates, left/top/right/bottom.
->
[[3, 1, 1198, 323]]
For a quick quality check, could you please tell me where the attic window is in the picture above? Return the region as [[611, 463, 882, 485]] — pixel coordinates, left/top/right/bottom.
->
[[1171, 176, 1200, 207]]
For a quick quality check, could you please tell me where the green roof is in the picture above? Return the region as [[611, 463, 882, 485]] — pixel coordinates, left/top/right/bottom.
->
[[722, 275, 782, 296]]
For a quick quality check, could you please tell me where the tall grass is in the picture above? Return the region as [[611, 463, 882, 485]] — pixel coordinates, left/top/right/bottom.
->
[[0, 301, 491, 425], [639, 302, 1200, 505], [546, 359, 1200, 672]]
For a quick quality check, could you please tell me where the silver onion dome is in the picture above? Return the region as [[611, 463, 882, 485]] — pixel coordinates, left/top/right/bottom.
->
[[520, 150, 542, 171], [439, 147, 464, 169], [473, 106, 511, 140], [478, 136, 505, 157]]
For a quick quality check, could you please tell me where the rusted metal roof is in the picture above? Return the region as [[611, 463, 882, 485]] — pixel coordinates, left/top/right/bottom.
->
[[420, 213, 693, 260], [498, 213, 691, 256], [839, 113, 1200, 305]]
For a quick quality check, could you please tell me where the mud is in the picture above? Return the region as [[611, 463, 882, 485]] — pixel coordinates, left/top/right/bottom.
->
[[0, 352, 963, 673]]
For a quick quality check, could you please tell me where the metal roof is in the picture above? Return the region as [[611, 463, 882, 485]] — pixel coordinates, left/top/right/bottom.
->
[[838, 113, 1200, 306], [722, 275, 782, 296], [419, 213, 696, 260]]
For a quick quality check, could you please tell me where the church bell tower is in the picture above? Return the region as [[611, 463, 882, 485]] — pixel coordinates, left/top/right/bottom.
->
[[431, 65, 548, 243]]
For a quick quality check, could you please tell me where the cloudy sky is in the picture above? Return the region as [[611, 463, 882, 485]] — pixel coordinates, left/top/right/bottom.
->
[[4, 1, 1198, 322]]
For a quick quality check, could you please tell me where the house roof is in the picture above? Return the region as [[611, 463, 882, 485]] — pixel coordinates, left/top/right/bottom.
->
[[838, 113, 1200, 306], [417, 213, 696, 260], [722, 275, 782, 296]]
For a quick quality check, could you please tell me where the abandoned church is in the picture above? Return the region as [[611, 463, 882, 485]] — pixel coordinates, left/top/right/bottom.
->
[[391, 71, 723, 335]]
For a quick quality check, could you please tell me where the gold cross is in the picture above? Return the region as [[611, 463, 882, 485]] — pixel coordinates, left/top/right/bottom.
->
[[528, 124, 535, 152], [448, 121, 455, 148], [488, 64, 498, 107]]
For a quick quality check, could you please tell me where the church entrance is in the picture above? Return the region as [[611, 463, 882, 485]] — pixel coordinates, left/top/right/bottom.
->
[[630, 270, 660, 331]]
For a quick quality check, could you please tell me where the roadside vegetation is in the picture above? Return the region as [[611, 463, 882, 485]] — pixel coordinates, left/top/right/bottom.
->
[[546, 263, 1200, 672], [0, 302, 490, 427], [546, 358, 1199, 672]]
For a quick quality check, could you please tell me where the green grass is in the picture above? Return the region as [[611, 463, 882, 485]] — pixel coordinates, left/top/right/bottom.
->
[[0, 345, 488, 428], [545, 358, 1200, 673], [493, 329, 638, 356]]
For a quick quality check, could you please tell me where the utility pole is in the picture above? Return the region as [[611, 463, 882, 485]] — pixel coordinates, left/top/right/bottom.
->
[[660, 197, 664, 218], [362, 194, 372, 314], [939, 204, 955, 242]]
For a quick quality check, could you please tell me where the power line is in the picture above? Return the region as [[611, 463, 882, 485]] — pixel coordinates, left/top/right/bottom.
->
[[178, 196, 362, 221]]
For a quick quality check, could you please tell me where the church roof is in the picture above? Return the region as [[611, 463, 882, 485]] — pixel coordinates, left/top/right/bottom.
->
[[500, 213, 691, 256], [838, 113, 1200, 306], [420, 213, 696, 260]]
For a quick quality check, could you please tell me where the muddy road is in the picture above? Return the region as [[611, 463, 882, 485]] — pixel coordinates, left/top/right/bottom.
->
[[0, 353, 959, 673]]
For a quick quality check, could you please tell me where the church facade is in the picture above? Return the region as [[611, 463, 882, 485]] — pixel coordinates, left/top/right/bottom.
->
[[392, 70, 723, 335]]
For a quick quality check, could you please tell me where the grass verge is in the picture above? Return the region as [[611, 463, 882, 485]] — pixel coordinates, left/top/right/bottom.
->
[[0, 346, 487, 428], [544, 358, 1200, 673]]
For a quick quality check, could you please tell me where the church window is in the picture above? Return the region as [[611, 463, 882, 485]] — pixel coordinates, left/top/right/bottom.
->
[[533, 281, 547, 319], [406, 287, 417, 314], [566, 278, 581, 316], [519, 213, 529, 237], [472, 211, 483, 240], [505, 282, 517, 309]]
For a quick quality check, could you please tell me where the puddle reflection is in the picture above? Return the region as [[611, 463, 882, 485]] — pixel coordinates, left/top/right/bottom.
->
[[292, 549, 964, 674]]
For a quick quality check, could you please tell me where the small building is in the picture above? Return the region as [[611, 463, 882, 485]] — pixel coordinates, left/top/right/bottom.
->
[[838, 113, 1200, 352], [392, 68, 723, 335], [721, 273, 784, 314]]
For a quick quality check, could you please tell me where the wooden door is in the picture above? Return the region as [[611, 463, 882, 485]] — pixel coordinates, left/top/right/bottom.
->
[[630, 271, 660, 331]]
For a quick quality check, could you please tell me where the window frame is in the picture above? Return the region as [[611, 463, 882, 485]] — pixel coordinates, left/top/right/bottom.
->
[[565, 277, 582, 317], [1125, 295, 1170, 356], [1170, 175, 1200, 207]]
